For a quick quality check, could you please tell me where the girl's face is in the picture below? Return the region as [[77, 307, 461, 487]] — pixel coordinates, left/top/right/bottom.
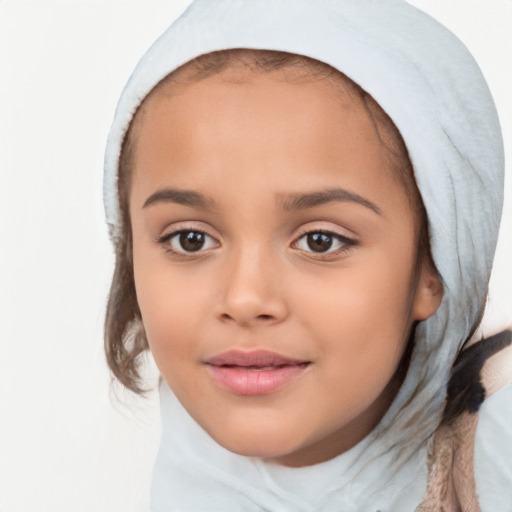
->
[[129, 69, 442, 467]]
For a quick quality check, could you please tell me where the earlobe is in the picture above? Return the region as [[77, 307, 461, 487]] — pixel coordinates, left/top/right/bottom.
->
[[413, 264, 444, 321]]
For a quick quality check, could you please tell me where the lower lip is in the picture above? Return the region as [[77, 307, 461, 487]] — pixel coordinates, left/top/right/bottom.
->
[[207, 363, 309, 395]]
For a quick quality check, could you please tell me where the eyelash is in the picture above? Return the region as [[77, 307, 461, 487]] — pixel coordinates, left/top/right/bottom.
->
[[292, 229, 357, 259], [156, 228, 218, 257], [156, 227, 357, 259]]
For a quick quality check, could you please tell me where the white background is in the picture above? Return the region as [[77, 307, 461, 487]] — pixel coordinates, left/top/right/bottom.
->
[[0, 1, 511, 511]]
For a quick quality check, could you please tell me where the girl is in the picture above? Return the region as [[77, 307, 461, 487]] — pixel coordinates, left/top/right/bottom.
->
[[103, 1, 511, 510]]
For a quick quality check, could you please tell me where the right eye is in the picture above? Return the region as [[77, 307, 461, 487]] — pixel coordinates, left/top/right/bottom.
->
[[158, 229, 219, 254]]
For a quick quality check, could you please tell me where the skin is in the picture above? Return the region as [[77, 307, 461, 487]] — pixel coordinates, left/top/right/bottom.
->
[[129, 68, 443, 467]]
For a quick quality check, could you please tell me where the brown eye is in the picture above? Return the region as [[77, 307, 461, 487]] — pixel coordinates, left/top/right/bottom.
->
[[306, 233, 333, 253], [159, 229, 218, 254], [294, 230, 356, 256], [179, 231, 206, 252]]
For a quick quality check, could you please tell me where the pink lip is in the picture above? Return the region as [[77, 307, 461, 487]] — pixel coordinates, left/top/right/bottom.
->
[[205, 350, 310, 396]]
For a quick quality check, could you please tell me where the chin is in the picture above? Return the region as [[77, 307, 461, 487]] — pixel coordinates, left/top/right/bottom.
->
[[216, 433, 300, 460], [203, 412, 308, 460]]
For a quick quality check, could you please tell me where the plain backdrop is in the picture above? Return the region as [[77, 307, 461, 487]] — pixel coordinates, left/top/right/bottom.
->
[[0, 1, 511, 511]]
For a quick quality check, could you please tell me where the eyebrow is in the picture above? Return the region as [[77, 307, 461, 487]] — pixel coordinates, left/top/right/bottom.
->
[[142, 186, 381, 215], [143, 188, 215, 210], [278, 188, 382, 215]]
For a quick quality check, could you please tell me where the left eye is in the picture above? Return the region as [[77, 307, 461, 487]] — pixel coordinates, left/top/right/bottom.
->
[[294, 231, 355, 254], [160, 230, 218, 254]]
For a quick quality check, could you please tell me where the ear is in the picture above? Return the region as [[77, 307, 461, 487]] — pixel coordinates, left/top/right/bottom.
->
[[412, 261, 444, 321]]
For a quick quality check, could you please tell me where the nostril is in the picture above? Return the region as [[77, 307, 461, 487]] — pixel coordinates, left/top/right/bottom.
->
[[257, 314, 273, 320]]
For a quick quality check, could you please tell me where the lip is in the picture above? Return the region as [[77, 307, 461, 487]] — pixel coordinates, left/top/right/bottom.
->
[[205, 349, 310, 396]]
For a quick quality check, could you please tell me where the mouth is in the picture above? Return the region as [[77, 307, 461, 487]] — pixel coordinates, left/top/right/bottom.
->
[[205, 350, 311, 396]]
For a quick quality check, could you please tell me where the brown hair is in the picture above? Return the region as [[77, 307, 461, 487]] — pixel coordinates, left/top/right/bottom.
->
[[104, 49, 430, 394]]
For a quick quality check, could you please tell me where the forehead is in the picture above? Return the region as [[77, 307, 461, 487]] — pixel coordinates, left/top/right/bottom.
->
[[127, 69, 417, 227], [128, 63, 414, 196], [139, 65, 359, 123], [132, 67, 385, 173]]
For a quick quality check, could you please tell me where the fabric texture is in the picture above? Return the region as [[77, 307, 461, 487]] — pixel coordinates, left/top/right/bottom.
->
[[103, 0, 506, 510], [150, 381, 512, 512]]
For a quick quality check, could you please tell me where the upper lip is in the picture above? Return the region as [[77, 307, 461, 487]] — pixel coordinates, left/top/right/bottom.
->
[[206, 349, 308, 367]]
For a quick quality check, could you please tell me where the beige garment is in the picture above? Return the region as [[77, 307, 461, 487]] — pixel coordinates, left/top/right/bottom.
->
[[418, 336, 512, 512]]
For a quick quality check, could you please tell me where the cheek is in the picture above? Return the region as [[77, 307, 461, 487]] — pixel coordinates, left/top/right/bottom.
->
[[132, 255, 203, 370], [297, 262, 413, 335], [292, 254, 416, 382]]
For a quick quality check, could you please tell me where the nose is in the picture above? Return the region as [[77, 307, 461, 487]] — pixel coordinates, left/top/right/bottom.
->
[[214, 245, 288, 328]]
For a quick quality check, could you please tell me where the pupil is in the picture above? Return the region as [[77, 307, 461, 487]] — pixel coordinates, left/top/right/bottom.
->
[[307, 233, 333, 252], [180, 231, 205, 252]]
